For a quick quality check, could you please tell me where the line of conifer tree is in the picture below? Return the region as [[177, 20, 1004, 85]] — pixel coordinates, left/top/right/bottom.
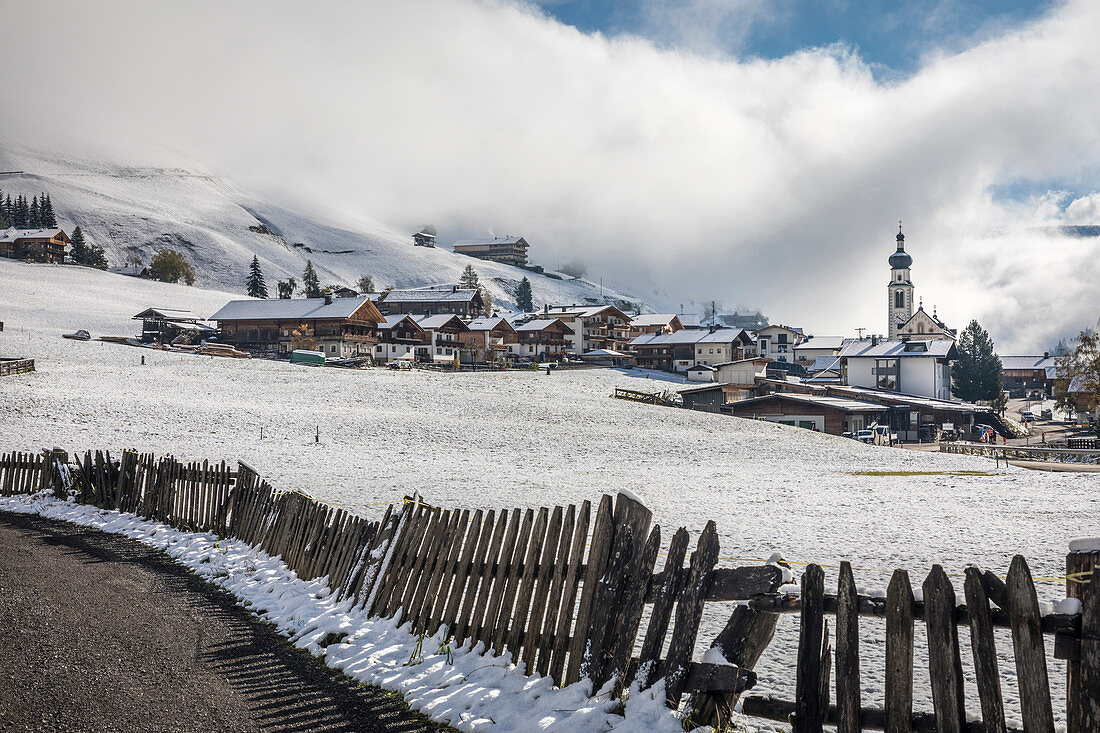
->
[[0, 190, 58, 229]]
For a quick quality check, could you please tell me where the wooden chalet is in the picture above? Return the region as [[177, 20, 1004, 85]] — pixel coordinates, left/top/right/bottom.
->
[[629, 313, 684, 338], [629, 327, 755, 373], [209, 295, 383, 358], [0, 227, 69, 263], [376, 287, 485, 318], [721, 393, 887, 434], [459, 317, 518, 363], [132, 307, 216, 344], [510, 318, 574, 360], [542, 305, 633, 354], [414, 314, 471, 361], [374, 315, 430, 363]]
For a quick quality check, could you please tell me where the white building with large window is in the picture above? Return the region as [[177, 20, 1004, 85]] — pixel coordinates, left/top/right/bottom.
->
[[840, 338, 956, 401]]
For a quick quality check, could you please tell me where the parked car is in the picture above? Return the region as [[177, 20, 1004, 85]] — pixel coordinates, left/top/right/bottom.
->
[[1021, 410, 1035, 422], [856, 429, 875, 443]]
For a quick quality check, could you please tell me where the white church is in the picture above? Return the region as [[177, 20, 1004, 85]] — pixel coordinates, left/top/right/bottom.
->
[[839, 225, 959, 401]]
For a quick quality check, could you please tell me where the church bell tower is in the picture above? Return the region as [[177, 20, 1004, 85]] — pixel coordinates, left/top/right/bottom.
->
[[887, 223, 913, 338]]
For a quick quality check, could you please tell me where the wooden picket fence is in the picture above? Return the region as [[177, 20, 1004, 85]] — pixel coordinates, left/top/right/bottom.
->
[[1, 447, 1098, 731], [0, 451, 46, 495], [732, 555, 1100, 732], [0, 358, 35, 377]]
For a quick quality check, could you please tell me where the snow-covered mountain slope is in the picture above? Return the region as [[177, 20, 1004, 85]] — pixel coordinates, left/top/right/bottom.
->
[[0, 142, 653, 313]]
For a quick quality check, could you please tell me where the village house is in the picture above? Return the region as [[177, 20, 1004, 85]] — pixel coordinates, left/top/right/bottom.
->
[[542, 305, 632, 355], [679, 357, 771, 403], [753, 324, 804, 363], [999, 354, 1058, 395], [413, 314, 470, 361], [332, 286, 359, 298], [459, 316, 518, 363], [722, 393, 888, 434], [132, 307, 216, 344], [209, 295, 383, 358], [451, 236, 529, 266], [373, 315, 430, 364], [629, 313, 684, 338], [792, 335, 849, 371], [629, 327, 754, 373], [0, 227, 69, 263], [678, 313, 703, 329], [685, 363, 717, 382], [375, 287, 485, 318], [839, 337, 956, 401], [509, 318, 574, 361]]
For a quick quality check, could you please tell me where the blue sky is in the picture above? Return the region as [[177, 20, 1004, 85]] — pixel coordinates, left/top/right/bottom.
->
[[533, 0, 1053, 76]]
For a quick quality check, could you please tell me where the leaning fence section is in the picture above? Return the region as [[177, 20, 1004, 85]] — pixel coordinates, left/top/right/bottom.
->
[[0, 447, 1097, 732]]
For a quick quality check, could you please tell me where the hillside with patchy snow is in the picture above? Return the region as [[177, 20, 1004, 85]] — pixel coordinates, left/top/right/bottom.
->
[[0, 142, 655, 314]]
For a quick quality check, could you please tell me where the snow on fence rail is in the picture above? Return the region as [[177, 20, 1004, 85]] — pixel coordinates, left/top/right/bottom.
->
[[1, 448, 1098, 732], [940, 442, 1100, 465]]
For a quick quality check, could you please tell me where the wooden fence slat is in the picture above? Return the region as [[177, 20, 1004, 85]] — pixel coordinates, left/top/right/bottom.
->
[[582, 522, 634, 688], [794, 563, 826, 733], [399, 508, 446, 621], [470, 509, 510, 648], [440, 508, 483, 634], [422, 509, 467, 634], [664, 520, 720, 708], [405, 508, 453, 631], [922, 565, 965, 733], [491, 508, 534, 654], [523, 505, 564, 674], [610, 524, 661, 696], [455, 509, 497, 644], [536, 504, 575, 678], [1006, 555, 1055, 733], [565, 494, 613, 686], [638, 526, 689, 692], [507, 506, 549, 659], [963, 567, 1006, 733], [688, 604, 779, 729], [483, 508, 522, 653], [1077, 562, 1100, 733], [377, 503, 430, 617], [549, 500, 590, 685], [836, 561, 861, 733]]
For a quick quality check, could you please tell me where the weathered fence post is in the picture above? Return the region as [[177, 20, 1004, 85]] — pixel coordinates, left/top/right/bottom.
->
[[794, 563, 826, 733], [42, 447, 68, 497], [1067, 541, 1100, 733]]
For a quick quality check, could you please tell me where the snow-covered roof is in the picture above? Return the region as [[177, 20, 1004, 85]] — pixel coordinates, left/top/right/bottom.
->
[[545, 304, 628, 319], [378, 315, 422, 331], [999, 355, 1058, 371], [712, 357, 771, 368], [809, 355, 842, 372], [210, 297, 379, 322], [452, 236, 526, 246], [583, 348, 627, 357], [831, 385, 978, 412], [466, 317, 516, 333], [0, 227, 65, 242], [840, 339, 955, 359], [728, 393, 887, 413], [414, 314, 469, 331], [678, 314, 702, 328], [515, 318, 573, 334], [631, 328, 752, 346], [686, 363, 717, 371], [132, 307, 204, 321], [630, 313, 680, 328], [794, 336, 847, 351], [381, 288, 480, 303]]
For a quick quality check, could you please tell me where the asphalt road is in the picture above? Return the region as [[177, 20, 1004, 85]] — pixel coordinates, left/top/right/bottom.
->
[[0, 510, 446, 733]]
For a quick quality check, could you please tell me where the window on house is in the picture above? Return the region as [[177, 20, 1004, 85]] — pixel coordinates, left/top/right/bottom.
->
[[777, 334, 788, 344], [875, 358, 899, 390]]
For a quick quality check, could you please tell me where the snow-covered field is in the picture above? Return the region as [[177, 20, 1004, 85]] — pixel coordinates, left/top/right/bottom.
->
[[2, 260, 1096, 728]]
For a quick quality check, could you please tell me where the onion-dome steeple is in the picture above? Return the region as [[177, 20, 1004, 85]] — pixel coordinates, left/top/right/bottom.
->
[[889, 222, 912, 269]]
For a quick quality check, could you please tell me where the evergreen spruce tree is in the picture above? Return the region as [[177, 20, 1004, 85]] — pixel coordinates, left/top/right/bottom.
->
[[950, 319, 1004, 403], [357, 274, 375, 293], [29, 196, 40, 228], [0, 189, 6, 229], [514, 276, 534, 311], [459, 264, 480, 290], [3, 195, 12, 226], [69, 226, 89, 264], [40, 193, 57, 228], [15, 195, 27, 228], [302, 260, 321, 298], [86, 242, 109, 270], [246, 255, 269, 298], [277, 277, 297, 299]]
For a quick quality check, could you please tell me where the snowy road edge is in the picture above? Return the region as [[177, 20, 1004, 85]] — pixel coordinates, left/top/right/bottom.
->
[[0, 492, 689, 733]]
